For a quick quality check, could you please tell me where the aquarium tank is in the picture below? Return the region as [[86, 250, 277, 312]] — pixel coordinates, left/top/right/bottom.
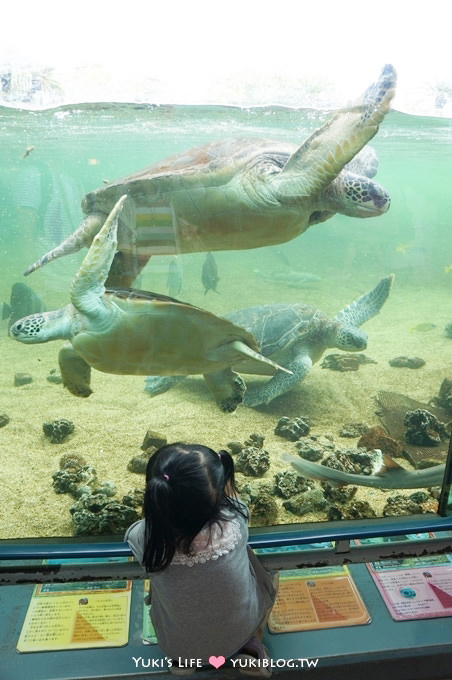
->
[[1, 33, 452, 576]]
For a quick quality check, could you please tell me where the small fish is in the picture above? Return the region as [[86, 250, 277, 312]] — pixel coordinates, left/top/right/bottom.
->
[[444, 264, 452, 274], [282, 453, 445, 489], [395, 242, 414, 255], [202, 252, 219, 294], [166, 257, 183, 298], [270, 247, 291, 267], [410, 323, 436, 332], [254, 268, 321, 287], [2, 282, 46, 331], [22, 145, 34, 159]]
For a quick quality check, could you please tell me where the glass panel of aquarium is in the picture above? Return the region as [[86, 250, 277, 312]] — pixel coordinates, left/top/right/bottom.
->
[[1, 60, 451, 550]]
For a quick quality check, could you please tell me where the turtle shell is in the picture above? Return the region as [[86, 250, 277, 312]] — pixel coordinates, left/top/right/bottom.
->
[[82, 138, 294, 214], [225, 303, 329, 358], [70, 288, 266, 377]]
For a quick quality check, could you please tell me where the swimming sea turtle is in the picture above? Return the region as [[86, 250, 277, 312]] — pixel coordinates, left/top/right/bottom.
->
[[144, 274, 394, 407], [24, 65, 396, 287], [9, 196, 290, 412]]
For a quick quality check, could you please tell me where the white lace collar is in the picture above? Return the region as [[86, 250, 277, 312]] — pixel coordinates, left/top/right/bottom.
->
[[171, 517, 242, 567]]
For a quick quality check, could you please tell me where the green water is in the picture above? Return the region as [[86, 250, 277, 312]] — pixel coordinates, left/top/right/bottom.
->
[[1, 104, 451, 299], [1, 102, 451, 538]]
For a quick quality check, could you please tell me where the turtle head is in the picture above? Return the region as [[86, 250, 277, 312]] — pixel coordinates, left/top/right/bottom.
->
[[323, 171, 390, 218], [334, 325, 368, 351], [9, 308, 71, 344]]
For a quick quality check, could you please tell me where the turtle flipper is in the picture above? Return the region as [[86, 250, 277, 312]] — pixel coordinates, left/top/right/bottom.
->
[[333, 274, 394, 328], [345, 146, 379, 179], [70, 195, 127, 316], [24, 213, 104, 277], [59, 343, 92, 397], [204, 368, 246, 413], [144, 375, 186, 396], [274, 64, 396, 198], [144, 370, 245, 412], [243, 354, 312, 407]]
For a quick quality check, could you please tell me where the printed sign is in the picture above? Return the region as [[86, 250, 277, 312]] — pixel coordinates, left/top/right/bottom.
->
[[269, 566, 371, 632], [17, 581, 131, 652]]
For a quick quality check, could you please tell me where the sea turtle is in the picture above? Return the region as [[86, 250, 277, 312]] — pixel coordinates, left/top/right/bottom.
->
[[24, 65, 396, 288], [144, 274, 394, 407], [9, 196, 290, 413]]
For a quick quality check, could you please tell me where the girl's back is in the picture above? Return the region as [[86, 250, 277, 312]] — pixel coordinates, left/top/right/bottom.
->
[[125, 443, 276, 668]]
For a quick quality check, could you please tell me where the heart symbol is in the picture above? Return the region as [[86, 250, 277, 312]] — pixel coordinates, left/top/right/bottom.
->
[[209, 655, 226, 669]]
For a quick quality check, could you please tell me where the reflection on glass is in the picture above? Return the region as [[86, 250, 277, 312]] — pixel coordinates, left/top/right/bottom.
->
[[1, 73, 451, 541]]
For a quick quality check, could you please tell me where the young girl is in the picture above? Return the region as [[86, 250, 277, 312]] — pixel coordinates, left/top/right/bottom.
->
[[125, 443, 277, 677]]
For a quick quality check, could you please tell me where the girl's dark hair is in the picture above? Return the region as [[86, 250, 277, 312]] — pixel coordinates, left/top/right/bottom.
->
[[142, 443, 246, 572]]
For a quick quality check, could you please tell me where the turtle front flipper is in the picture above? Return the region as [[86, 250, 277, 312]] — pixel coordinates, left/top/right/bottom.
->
[[273, 64, 397, 199], [243, 354, 312, 407], [333, 274, 394, 328], [204, 368, 246, 413], [345, 146, 379, 179], [71, 195, 127, 317], [24, 213, 105, 277], [59, 343, 92, 397]]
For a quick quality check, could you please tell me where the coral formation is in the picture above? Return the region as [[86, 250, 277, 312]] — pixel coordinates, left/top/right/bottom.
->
[[322, 485, 357, 504], [245, 433, 265, 449], [328, 500, 377, 520], [52, 465, 98, 496], [295, 435, 334, 460], [43, 418, 74, 443], [383, 494, 424, 516], [273, 470, 310, 499], [322, 448, 383, 476], [250, 494, 278, 526], [52, 450, 117, 510], [321, 353, 375, 371], [339, 422, 369, 438], [70, 493, 140, 535], [238, 482, 274, 506], [283, 489, 328, 516], [122, 489, 145, 508], [235, 447, 270, 477], [389, 356, 425, 368], [59, 453, 87, 473], [404, 409, 446, 446], [274, 416, 310, 441]]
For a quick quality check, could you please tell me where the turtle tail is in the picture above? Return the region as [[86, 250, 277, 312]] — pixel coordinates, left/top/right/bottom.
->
[[232, 340, 293, 375], [23, 213, 105, 277]]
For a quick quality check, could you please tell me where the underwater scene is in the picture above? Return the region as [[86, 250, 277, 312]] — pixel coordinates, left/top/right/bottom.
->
[[1, 69, 452, 539]]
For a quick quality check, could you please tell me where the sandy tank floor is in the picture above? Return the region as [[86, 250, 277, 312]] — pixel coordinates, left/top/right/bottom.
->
[[1, 260, 451, 539]]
